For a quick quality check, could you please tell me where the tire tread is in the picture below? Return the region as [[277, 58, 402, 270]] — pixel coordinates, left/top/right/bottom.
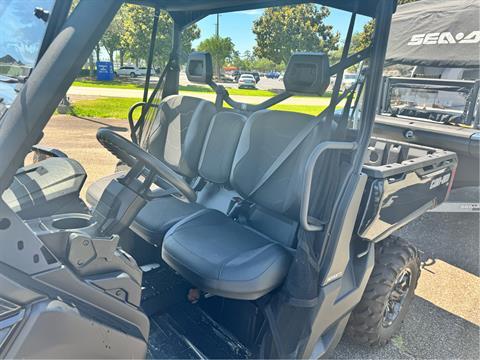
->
[[346, 236, 420, 346]]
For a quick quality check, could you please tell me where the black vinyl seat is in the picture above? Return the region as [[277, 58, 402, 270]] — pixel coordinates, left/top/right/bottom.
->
[[162, 53, 332, 300], [86, 52, 250, 245], [163, 209, 291, 300], [163, 109, 331, 299], [86, 95, 215, 207], [87, 107, 247, 245], [133, 110, 246, 244], [85, 95, 215, 243]]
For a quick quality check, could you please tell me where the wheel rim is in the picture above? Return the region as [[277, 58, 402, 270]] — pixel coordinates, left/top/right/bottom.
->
[[382, 268, 412, 327]]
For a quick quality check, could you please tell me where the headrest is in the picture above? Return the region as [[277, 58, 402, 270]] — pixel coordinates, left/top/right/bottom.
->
[[283, 53, 330, 95], [186, 52, 213, 84]]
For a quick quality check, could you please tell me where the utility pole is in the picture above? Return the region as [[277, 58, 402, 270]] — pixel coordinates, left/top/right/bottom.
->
[[215, 13, 220, 79]]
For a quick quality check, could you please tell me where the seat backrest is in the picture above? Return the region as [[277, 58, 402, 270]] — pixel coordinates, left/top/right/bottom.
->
[[229, 52, 333, 221], [139, 95, 216, 179], [198, 111, 247, 184], [230, 110, 331, 220]]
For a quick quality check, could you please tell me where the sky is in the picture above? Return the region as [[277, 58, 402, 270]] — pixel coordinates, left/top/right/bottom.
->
[[192, 7, 371, 55], [0, 0, 54, 66]]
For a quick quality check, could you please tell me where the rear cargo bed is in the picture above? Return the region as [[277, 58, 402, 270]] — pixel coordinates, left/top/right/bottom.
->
[[357, 138, 457, 242]]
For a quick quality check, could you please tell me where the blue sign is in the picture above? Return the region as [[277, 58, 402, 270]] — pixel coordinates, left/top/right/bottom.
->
[[96, 61, 114, 81]]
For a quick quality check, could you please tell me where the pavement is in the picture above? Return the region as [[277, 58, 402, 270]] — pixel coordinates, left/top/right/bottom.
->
[[37, 115, 480, 359]]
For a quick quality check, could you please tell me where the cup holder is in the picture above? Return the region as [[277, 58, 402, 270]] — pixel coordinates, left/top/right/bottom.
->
[[52, 217, 92, 230]]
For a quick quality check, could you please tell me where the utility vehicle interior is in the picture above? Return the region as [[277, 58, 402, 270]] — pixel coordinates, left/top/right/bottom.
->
[[0, 0, 457, 359]]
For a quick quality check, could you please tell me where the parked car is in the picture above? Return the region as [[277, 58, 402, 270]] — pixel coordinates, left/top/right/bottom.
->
[[238, 73, 257, 89], [342, 73, 358, 89], [233, 71, 260, 83], [266, 71, 280, 79], [115, 66, 147, 77]]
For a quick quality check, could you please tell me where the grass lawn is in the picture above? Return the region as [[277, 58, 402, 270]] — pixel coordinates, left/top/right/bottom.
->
[[71, 97, 328, 119], [72, 79, 145, 89], [73, 79, 277, 97]]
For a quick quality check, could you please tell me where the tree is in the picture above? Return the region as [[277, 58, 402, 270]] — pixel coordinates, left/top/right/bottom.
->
[[101, 6, 126, 64], [352, 0, 418, 52], [197, 35, 235, 78], [118, 5, 200, 68], [153, 12, 201, 68], [121, 5, 152, 66], [253, 4, 340, 64], [251, 58, 277, 72]]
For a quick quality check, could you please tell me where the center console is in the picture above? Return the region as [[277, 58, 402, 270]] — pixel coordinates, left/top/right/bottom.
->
[[25, 212, 143, 306]]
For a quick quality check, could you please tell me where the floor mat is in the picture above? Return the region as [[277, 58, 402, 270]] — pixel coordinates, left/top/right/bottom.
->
[[141, 263, 191, 316], [148, 302, 252, 359]]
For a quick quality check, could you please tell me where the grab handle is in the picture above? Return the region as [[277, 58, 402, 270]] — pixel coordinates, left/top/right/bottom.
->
[[300, 141, 357, 231]]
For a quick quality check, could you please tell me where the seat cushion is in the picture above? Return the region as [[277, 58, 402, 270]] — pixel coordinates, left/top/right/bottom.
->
[[162, 209, 292, 300], [131, 197, 204, 245], [87, 172, 203, 245], [198, 111, 246, 184], [86, 172, 125, 206]]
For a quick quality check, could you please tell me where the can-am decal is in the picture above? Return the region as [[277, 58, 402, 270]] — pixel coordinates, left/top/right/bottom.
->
[[408, 31, 480, 45], [429, 173, 451, 190]]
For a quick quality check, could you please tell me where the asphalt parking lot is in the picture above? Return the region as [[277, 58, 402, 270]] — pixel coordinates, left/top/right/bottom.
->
[[38, 115, 480, 359]]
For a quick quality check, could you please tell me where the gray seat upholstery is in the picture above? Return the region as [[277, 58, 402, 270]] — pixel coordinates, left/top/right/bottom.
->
[[86, 172, 125, 207], [87, 110, 247, 245], [162, 52, 332, 300], [163, 209, 291, 300], [162, 111, 330, 299], [86, 95, 215, 205], [139, 95, 216, 179], [131, 197, 204, 243]]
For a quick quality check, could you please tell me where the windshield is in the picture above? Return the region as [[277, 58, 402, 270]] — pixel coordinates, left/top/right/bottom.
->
[[0, 0, 54, 80], [386, 82, 475, 126]]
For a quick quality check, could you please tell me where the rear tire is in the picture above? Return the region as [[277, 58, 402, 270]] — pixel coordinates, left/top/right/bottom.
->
[[130, 72, 136, 78], [346, 236, 420, 346]]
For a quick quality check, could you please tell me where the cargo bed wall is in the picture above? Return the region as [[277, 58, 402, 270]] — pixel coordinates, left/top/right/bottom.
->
[[357, 138, 457, 242], [374, 115, 479, 188]]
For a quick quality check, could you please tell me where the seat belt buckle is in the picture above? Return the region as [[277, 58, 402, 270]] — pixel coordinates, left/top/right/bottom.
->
[[227, 197, 252, 221]]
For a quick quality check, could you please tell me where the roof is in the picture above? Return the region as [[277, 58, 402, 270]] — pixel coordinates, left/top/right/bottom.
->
[[131, 0, 388, 19]]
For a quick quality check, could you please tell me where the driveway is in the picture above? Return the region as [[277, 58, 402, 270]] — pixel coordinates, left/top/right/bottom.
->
[[38, 115, 480, 359]]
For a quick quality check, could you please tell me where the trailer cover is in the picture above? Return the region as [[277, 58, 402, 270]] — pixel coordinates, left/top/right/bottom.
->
[[385, 0, 479, 68]]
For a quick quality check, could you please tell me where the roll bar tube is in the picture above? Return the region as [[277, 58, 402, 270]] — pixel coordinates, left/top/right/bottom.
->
[[0, 0, 121, 194]]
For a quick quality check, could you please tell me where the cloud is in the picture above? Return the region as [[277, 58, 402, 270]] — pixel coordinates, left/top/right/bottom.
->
[[239, 9, 262, 16]]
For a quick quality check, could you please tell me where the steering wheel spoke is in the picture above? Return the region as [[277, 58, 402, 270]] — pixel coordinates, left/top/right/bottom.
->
[[97, 128, 196, 203]]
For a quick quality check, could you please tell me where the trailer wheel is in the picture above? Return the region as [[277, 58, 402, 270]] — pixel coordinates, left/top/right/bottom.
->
[[347, 236, 420, 346]]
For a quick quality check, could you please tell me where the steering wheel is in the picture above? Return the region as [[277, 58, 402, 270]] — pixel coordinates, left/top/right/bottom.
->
[[97, 128, 196, 203]]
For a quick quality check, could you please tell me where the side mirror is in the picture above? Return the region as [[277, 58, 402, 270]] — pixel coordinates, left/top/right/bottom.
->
[[186, 52, 213, 84]]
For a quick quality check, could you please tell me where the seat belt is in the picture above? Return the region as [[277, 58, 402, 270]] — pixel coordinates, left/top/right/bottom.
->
[[247, 78, 362, 199], [134, 56, 174, 144], [247, 117, 323, 198]]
